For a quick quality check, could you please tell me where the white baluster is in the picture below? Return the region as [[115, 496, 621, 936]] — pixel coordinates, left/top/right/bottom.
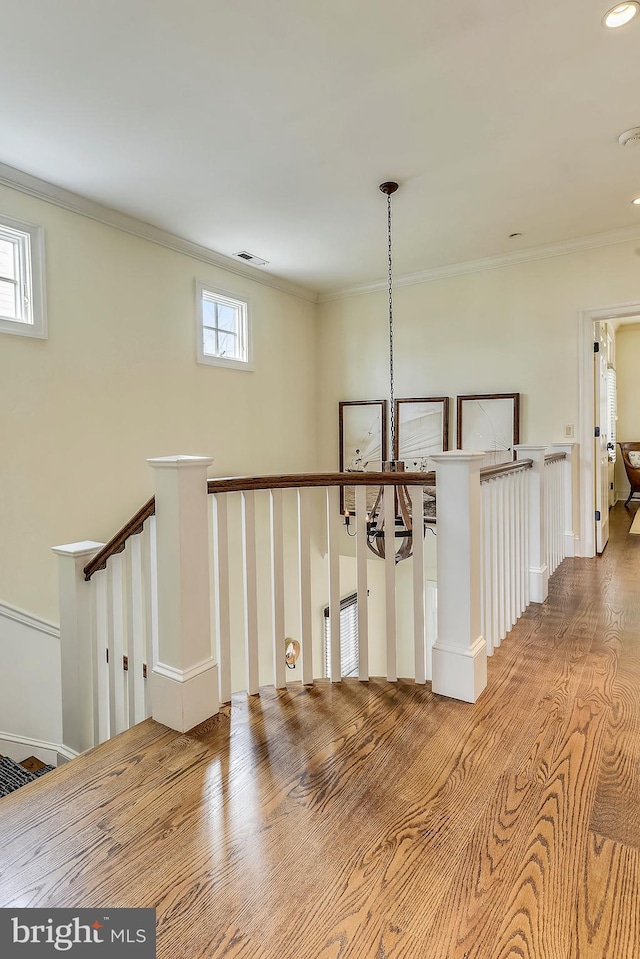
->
[[297, 488, 314, 686], [242, 489, 259, 695], [108, 552, 128, 735], [513, 472, 522, 620], [93, 568, 110, 742], [496, 476, 506, 646], [326, 486, 342, 682], [213, 494, 232, 705], [384, 485, 397, 683], [270, 489, 286, 690], [489, 479, 499, 651], [410, 486, 426, 684], [142, 515, 159, 717], [355, 484, 370, 682], [481, 480, 493, 656], [127, 534, 146, 725]]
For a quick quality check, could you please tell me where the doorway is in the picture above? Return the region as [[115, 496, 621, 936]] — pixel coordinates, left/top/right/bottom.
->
[[578, 302, 640, 557]]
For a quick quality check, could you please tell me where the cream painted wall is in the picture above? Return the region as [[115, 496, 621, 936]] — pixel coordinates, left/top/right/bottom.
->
[[317, 241, 640, 545], [0, 184, 319, 622], [614, 322, 640, 499]]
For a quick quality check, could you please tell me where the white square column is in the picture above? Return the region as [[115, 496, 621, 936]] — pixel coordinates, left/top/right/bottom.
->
[[147, 455, 218, 732], [430, 451, 487, 704]]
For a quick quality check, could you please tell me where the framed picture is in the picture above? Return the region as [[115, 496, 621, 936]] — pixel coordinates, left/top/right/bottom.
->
[[339, 400, 387, 513], [394, 397, 449, 470], [456, 393, 520, 466]]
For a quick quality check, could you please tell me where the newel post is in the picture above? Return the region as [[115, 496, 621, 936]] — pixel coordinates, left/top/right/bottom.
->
[[147, 455, 219, 732], [51, 540, 105, 755], [430, 451, 487, 704], [515, 445, 548, 602], [552, 441, 577, 558]]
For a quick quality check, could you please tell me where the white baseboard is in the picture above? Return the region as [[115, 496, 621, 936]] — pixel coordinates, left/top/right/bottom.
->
[[0, 730, 78, 767]]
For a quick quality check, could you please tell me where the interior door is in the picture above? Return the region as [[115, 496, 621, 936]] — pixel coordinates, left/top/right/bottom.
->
[[595, 322, 610, 553]]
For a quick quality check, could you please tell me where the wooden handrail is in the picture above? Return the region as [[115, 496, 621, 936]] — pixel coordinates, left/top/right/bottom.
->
[[544, 452, 566, 465], [83, 496, 155, 581], [480, 459, 533, 482], [83, 461, 540, 580], [206, 470, 436, 494]]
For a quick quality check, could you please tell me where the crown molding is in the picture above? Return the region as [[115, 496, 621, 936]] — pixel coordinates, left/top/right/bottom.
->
[[319, 223, 640, 302], [0, 161, 318, 304]]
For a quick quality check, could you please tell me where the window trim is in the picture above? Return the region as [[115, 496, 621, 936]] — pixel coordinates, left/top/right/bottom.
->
[[195, 280, 253, 371], [0, 214, 47, 339], [323, 592, 359, 679]]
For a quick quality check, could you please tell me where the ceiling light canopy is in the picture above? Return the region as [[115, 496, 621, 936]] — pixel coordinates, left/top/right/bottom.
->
[[633, 196, 640, 205], [602, 2, 639, 28]]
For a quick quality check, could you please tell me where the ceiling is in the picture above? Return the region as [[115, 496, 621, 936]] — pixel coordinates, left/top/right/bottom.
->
[[1, 0, 639, 295]]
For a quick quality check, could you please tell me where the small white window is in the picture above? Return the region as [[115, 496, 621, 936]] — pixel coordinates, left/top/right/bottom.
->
[[196, 281, 252, 370], [323, 593, 359, 679], [0, 214, 46, 339]]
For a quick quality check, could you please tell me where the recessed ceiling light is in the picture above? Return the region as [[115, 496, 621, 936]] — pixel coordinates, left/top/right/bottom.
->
[[602, 2, 639, 28], [633, 196, 640, 205]]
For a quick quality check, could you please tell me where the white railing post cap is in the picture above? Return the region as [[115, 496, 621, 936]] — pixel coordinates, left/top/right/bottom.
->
[[51, 540, 105, 557], [430, 451, 486, 463], [147, 455, 213, 469], [514, 445, 547, 454]]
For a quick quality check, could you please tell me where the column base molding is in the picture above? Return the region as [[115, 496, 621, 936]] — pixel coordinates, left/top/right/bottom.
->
[[151, 658, 219, 732], [529, 564, 549, 604], [564, 532, 576, 558], [431, 635, 487, 704]]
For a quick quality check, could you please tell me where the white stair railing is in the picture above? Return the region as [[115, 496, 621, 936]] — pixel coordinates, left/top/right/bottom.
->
[[53, 442, 577, 748]]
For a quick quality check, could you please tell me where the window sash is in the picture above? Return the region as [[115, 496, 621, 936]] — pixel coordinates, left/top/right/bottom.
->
[[200, 289, 248, 363], [0, 228, 31, 325]]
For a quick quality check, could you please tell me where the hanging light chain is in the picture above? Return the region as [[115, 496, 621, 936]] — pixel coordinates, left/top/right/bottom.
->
[[387, 190, 395, 459]]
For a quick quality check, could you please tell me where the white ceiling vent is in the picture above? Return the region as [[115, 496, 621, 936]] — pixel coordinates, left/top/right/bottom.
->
[[618, 127, 640, 147], [233, 251, 269, 266]]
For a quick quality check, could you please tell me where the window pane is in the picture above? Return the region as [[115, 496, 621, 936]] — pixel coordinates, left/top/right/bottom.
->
[[217, 331, 237, 357], [0, 278, 18, 319], [0, 239, 16, 281], [216, 304, 237, 332], [202, 327, 217, 356], [202, 299, 216, 326]]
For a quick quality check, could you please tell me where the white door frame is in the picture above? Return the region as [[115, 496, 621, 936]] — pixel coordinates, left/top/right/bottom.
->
[[578, 301, 640, 556]]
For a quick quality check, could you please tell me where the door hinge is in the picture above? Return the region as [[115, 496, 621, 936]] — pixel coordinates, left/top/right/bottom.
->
[[594, 426, 600, 437], [594, 341, 600, 353], [123, 654, 129, 671], [142, 663, 148, 679], [106, 648, 109, 664], [595, 510, 601, 521], [611, 482, 614, 490]]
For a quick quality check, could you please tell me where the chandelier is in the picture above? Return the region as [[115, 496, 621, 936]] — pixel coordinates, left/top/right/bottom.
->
[[364, 181, 418, 563]]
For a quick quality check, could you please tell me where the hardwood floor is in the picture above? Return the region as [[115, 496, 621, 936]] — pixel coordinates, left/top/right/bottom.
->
[[1, 503, 639, 958]]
